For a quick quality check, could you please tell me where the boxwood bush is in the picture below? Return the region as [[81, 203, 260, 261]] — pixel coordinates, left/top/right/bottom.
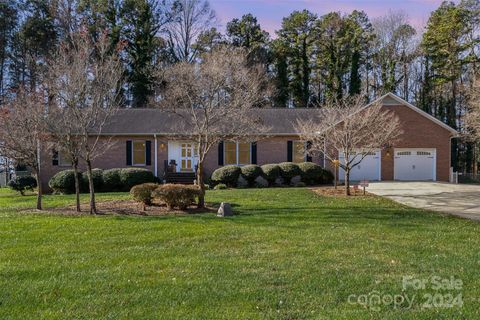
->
[[260, 164, 280, 183], [321, 169, 334, 185], [211, 165, 241, 187], [298, 162, 323, 185], [240, 165, 262, 185], [120, 168, 155, 191], [82, 168, 104, 191], [278, 162, 301, 181], [48, 170, 81, 194], [103, 168, 122, 191]]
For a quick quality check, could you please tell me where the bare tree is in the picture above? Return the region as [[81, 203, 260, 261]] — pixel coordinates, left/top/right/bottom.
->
[[0, 88, 50, 209], [165, 0, 216, 62], [48, 30, 123, 214], [156, 47, 270, 207], [296, 95, 402, 195]]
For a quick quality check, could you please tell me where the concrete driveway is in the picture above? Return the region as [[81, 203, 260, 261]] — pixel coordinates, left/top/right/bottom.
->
[[368, 182, 480, 221]]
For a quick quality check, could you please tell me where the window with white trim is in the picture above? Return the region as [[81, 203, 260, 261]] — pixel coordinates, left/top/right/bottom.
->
[[224, 142, 251, 165], [132, 141, 146, 166]]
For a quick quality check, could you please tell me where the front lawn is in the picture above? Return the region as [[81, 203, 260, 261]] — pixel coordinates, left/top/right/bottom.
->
[[0, 187, 479, 319]]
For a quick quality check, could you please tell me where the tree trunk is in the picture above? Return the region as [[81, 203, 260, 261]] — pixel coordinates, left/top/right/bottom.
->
[[345, 169, 351, 196], [86, 158, 97, 214], [34, 170, 42, 210], [73, 160, 81, 212], [196, 161, 205, 209]]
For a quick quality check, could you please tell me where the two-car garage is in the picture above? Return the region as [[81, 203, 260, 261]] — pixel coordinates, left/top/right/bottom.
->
[[339, 148, 437, 182]]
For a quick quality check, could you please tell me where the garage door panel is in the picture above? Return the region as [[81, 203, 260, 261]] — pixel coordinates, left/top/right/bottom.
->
[[339, 150, 381, 181], [394, 149, 435, 181]]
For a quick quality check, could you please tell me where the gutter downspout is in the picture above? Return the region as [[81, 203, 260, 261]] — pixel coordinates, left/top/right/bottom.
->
[[154, 134, 158, 177]]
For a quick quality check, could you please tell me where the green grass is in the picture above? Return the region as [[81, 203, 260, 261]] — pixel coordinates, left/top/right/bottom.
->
[[0, 187, 479, 319]]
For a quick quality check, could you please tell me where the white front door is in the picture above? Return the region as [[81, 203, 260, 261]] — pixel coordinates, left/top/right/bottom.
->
[[394, 148, 436, 181], [339, 150, 381, 181], [180, 143, 196, 172]]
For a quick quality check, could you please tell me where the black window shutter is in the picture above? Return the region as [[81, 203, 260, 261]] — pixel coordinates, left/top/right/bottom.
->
[[287, 141, 293, 162], [251, 142, 257, 164], [145, 141, 152, 166], [218, 141, 224, 165], [306, 141, 312, 162], [126, 141, 132, 166], [52, 150, 59, 166]]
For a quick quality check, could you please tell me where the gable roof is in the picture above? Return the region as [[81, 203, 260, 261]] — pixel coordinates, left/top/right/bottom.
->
[[100, 93, 458, 136], [101, 108, 323, 135], [369, 93, 459, 136]]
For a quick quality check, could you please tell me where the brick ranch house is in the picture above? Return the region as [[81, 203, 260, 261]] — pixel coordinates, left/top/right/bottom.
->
[[40, 93, 458, 190]]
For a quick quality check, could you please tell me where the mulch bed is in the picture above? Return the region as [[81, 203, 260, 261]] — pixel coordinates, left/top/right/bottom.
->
[[311, 186, 373, 197], [40, 199, 216, 216]]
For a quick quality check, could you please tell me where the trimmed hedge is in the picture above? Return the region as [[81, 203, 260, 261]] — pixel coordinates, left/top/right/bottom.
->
[[48, 168, 156, 193], [49, 170, 79, 194], [103, 168, 122, 191], [240, 165, 262, 185], [278, 162, 301, 181], [211, 163, 333, 188], [82, 168, 104, 191], [130, 183, 158, 209], [153, 184, 201, 210], [261, 164, 280, 183], [298, 162, 323, 185], [120, 168, 155, 191], [321, 169, 334, 185], [211, 165, 241, 187]]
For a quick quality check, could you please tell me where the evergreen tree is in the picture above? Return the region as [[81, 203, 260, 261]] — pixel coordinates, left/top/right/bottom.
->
[[276, 10, 317, 108], [120, 0, 165, 107]]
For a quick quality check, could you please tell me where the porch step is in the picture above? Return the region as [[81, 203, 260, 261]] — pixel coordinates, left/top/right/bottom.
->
[[165, 172, 196, 184]]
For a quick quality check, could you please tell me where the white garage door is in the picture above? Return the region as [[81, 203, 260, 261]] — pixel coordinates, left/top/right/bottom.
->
[[394, 149, 436, 181], [339, 150, 381, 181]]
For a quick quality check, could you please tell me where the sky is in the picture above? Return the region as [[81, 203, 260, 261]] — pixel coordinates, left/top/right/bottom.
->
[[208, 0, 449, 35]]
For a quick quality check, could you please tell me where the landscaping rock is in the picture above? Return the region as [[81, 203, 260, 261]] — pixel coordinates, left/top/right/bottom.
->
[[274, 177, 284, 186], [217, 202, 233, 217], [254, 176, 269, 188], [237, 175, 249, 188], [290, 175, 302, 186]]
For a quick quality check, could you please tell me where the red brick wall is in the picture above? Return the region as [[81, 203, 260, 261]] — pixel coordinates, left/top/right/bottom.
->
[[40, 135, 324, 191], [39, 104, 454, 191], [380, 104, 453, 182]]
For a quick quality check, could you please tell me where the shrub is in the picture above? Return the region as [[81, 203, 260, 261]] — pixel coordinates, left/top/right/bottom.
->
[[7, 176, 37, 195], [214, 183, 227, 190], [321, 169, 334, 185], [48, 170, 80, 194], [82, 168, 103, 192], [153, 184, 201, 210], [130, 183, 158, 210], [211, 166, 241, 187], [261, 164, 280, 183], [298, 162, 324, 185], [103, 168, 122, 191], [240, 165, 262, 184], [278, 162, 301, 182], [120, 168, 155, 191]]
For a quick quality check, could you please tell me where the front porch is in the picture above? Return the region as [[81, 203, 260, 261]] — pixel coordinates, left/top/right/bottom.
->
[[163, 141, 199, 184]]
